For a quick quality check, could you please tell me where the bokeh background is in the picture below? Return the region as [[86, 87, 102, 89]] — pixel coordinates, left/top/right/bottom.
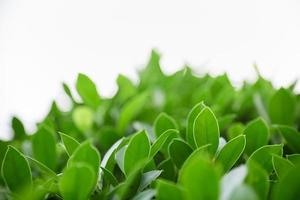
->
[[1, 0, 300, 139]]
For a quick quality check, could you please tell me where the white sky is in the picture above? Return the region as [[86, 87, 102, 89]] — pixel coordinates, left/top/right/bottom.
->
[[1, 0, 300, 139]]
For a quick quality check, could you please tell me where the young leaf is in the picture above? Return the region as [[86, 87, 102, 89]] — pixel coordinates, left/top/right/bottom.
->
[[186, 102, 206, 148], [277, 125, 300, 153], [272, 155, 294, 179], [1, 146, 32, 193], [76, 73, 101, 109], [243, 117, 269, 155], [169, 139, 193, 169], [268, 88, 296, 125], [68, 140, 101, 176], [216, 135, 246, 172], [59, 163, 96, 200], [124, 130, 150, 175], [154, 113, 178, 137], [193, 106, 220, 154], [179, 152, 220, 200], [150, 130, 174, 158], [32, 127, 57, 170], [247, 144, 283, 173], [156, 179, 184, 200], [59, 132, 80, 156]]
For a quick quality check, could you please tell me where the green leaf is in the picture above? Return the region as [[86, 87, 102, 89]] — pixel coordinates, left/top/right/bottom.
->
[[76, 73, 101, 109], [32, 127, 57, 170], [116, 74, 137, 103], [26, 156, 57, 178], [124, 130, 150, 175], [11, 117, 26, 140], [72, 106, 94, 133], [193, 106, 220, 154], [115, 145, 127, 173], [247, 144, 283, 173], [272, 155, 294, 179], [154, 113, 178, 137], [246, 161, 269, 200], [59, 132, 80, 156], [101, 167, 118, 186], [118, 92, 149, 134], [228, 184, 258, 200], [268, 88, 296, 125], [156, 179, 184, 200], [59, 163, 95, 200], [139, 170, 162, 191], [68, 141, 101, 176], [216, 135, 246, 172], [277, 125, 300, 153], [150, 130, 174, 158], [169, 139, 193, 169], [186, 102, 206, 148], [243, 117, 269, 155], [287, 154, 300, 165], [1, 146, 32, 193], [132, 189, 156, 200], [179, 152, 220, 200], [157, 159, 176, 181], [273, 165, 300, 200]]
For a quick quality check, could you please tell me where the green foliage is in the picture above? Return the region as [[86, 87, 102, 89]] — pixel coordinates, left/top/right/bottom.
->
[[1, 51, 300, 199]]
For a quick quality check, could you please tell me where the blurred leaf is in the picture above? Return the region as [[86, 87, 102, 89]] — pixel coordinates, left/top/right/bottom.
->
[[286, 154, 300, 165], [139, 170, 162, 191], [272, 155, 294, 179], [228, 184, 258, 200], [277, 125, 300, 153], [11, 117, 26, 140], [156, 179, 184, 200], [268, 88, 296, 125], [132, 189, 156, 200], [76, 73, 101, 109], [179, 151, 220, 200], [72, 106, 94, 133]]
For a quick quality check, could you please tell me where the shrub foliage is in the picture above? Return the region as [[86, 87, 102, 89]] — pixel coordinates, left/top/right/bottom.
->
[[1, 51, 300, 200]]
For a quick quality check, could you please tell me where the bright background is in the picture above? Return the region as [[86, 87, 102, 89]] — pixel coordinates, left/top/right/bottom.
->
[[1, 0, 300, 139]]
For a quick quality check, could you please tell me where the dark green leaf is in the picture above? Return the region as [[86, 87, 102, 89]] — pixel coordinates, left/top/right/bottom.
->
[[277, 125, 300, 153], [169, 139, 193, 169]]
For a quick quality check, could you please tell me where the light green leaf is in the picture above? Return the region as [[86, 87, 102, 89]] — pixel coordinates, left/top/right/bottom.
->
[[26, 156, 56, 178], [268, 88, 296, 125], [124, 130, 150, 175], [277, 125, 300, 153], [273, 165, 300, 200], [243, 117, 269, 155], [272, 155, 294, 179], [150, 130, 174, 158], [247, 144, 283, 173], [156, 179, 184, 200], [59, 163, 95, 200], [72, 106, 94, 133], [1, 146, 32, 193], [59, 132, 80, 156], [186, 102, 206, 148], [179, 151, 220, 200], [139, 170, 162, 191], [216, 135, 246, 172], [287, 154, 300, 165], [193, 106, 220, 154], [154, 113, 178, 137], [228, 184, 258, 200], [32, 127, 57, 170], [118, 92, 149, 134], [76, 73, 101, 109], [68, 141, 101, 176]]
